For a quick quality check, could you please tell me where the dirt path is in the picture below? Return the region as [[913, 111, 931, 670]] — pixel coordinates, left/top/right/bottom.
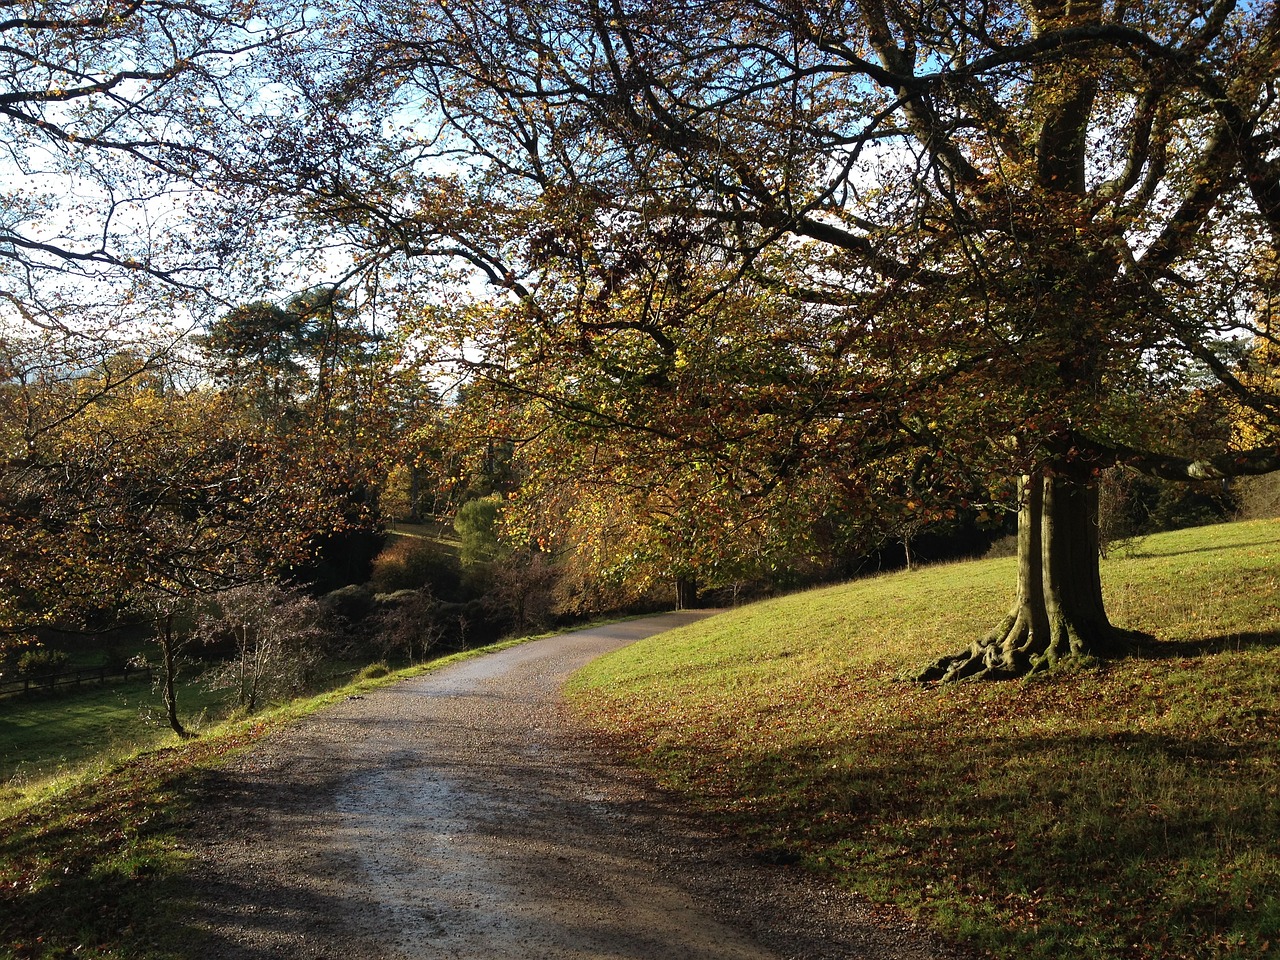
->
[[189, 613, 964, 959]]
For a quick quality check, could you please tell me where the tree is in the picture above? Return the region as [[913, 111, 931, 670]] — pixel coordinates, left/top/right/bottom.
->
[[0, 0, 342, 724], [271, 0, 1280, 679], [199, 301, 316, 422], [199, 288, 423, 590], [0, 362, 366, 734], [501, 397, 892, 612], [199, 583, 326, 713], [199, 289, 384, 427], [454, 495, 504, 567]]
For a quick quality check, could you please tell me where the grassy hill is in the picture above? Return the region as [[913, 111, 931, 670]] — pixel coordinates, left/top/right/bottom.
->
[[2, 519, 1275, 959], [569, 519, 1280, 960]]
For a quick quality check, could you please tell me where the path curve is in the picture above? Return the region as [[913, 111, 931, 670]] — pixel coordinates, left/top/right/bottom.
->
[[190, 613, 964, 959]]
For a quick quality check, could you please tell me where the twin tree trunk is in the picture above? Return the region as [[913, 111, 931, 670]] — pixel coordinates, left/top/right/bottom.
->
[[916, 0, 1128, 683], [675, 576, 699, 611], [918, 468, 1131, 682]]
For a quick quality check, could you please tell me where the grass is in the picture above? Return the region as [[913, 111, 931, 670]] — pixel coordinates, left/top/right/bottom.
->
[[385, 519, 462, 555], [3, 522, 1277, 959], [1, 681, 232, 791], [0, 636, 532, 960], [568, 519, 1280, 960]]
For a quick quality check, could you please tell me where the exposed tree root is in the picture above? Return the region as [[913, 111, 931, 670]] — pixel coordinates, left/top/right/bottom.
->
[[917, 615, 1145, 683]]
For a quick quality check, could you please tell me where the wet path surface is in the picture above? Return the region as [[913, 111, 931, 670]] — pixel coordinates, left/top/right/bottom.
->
[[190, 614, 962, 960]]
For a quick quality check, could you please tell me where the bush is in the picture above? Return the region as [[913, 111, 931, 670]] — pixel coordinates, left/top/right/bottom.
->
[[983, 535, 1018, 559], [16, 648, 70, 676], [486, 550, 558, 634], [370, 537, 464, 598], [321, 583, 376, 625], [1098, 467, 1147, 557], [1237, 472, 1280, 520], [198, 583, 328, 713], [372, 589, 445, 664], [1145, 477, 1236, 531]]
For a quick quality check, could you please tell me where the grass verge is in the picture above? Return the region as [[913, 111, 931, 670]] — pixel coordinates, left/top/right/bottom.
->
[[0, 636, 532, 960], [569, 519, 1280, 960]]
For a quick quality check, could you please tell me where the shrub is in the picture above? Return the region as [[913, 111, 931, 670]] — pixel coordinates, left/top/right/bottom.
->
[[321, 583, 376, 625], [983, 534, 1018, 559], [486, 550, 558, 634], [1098, 467, 1147, 557], [373, 589, 447, 663], [16, 648, 70, 676], [370, 537, 464, 597], [1237, 472, 1280, 520], [1145, 477, 1236, 530], [198, 583, 328, 713]]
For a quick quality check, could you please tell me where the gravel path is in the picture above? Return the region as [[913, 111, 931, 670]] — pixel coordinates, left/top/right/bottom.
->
[[189, 613, 966, 959]]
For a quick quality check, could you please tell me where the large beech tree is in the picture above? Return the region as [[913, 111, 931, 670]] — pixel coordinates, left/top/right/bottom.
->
[[276, 0, 1280, 678]]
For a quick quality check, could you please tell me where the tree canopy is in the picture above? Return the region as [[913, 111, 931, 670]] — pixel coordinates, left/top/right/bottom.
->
[[2, 0, 1278, 684], [0, 0, 304, 329], [265, 0, 1280, 676]]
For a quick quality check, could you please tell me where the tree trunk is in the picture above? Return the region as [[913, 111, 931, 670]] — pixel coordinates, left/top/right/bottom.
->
[[916, 0, 1120, 683], [917, 469, 1131, 682], [1040, 469, 1121, 662], [409, 464, 423, 521], [159, 613, 190, 737], [675, 576, 699, 611]]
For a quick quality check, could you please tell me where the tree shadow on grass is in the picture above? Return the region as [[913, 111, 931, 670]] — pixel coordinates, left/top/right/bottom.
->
[[718, 724, 1280, 960], [0, 734, 387, 960], [1120, 537, 1280, 560], [1132, 629, 1280, 659]]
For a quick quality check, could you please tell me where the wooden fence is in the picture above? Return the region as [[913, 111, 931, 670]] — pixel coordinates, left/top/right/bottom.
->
[[0, 663, 154, 699]]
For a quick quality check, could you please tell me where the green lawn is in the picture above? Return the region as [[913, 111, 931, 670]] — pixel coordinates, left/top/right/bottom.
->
[[569, 519, 1280, 960], [0, 680, 231, 790], [386, 519, 463, 555]]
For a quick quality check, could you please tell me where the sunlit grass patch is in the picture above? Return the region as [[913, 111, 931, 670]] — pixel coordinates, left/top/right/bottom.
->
[[1, 682, 232, 791], [570, 519, 1280, 960]]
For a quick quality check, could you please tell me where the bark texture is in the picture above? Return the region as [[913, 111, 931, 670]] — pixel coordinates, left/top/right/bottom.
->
[[675, 576, 699, 611]]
